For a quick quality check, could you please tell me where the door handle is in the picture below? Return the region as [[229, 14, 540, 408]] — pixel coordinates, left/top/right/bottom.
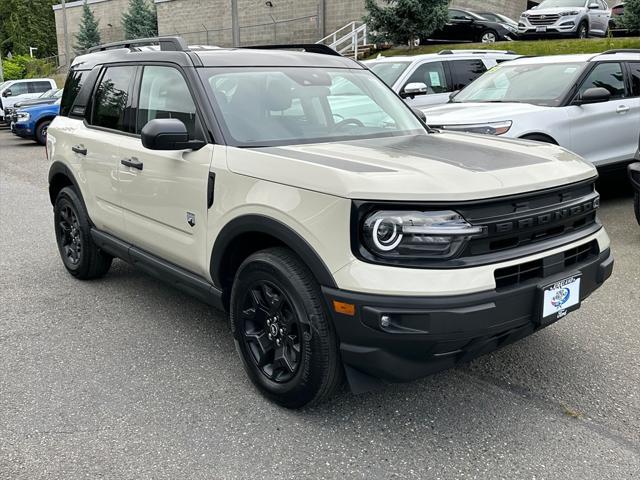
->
[[617, 105, 630, 114], [121, 157, 143, 170], [72, 144, 87, 155]]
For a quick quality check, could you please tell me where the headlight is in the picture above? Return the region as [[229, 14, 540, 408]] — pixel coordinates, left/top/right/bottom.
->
[[503, 23, 518, 32], [16, 112, 30, 122], [440, 121, 512, 136], [521, 12, 530, 18], [362, 210, 486, 260], [560, 10, 580, 16]]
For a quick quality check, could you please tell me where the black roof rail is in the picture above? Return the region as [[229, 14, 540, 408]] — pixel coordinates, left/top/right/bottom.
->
[[600, 49, 640, 55], [438, 49, 517, 55], [88, 36, 189, 53], [241, 44, 342, 57]]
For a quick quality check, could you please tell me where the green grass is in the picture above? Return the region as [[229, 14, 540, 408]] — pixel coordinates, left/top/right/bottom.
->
[[368, 36, 640, 59]]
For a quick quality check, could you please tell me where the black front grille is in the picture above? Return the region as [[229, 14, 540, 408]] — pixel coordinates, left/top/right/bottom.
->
[[494, 240, 598, 289]]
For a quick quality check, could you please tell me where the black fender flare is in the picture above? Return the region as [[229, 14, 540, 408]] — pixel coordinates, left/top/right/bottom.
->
[[210, 214, 338, 289], [48, 161, 86, 207]]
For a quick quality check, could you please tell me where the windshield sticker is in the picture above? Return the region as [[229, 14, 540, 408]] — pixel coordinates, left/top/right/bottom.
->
[[429, 72, 441, 87], [564, 67, 578, 74]]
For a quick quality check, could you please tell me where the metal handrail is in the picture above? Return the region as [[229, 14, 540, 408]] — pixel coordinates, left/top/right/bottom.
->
[[317, 21, 368, 57]]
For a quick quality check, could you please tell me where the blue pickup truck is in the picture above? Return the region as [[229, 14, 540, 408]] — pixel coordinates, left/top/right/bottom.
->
[[11, 99, 60, 145]]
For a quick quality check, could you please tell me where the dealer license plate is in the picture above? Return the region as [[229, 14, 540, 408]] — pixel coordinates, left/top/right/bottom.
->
[[536, 26, 547, 32], [540, 274, 581, 323]]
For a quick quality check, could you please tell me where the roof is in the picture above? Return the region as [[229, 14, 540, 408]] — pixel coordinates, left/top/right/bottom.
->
[[502, 50, 640, 66], [363, 50, 519, 64]]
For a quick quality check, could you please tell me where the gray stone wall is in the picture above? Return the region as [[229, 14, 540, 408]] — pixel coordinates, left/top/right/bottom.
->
[[53, 0, 130, 64]]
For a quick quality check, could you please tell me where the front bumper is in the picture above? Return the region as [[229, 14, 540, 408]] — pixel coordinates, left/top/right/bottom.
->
[[12, 122, 34, 139], [323, 246, 613, 383], [518, 19, 579, 36]]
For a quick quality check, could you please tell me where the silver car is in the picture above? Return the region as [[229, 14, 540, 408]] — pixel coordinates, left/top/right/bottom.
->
[[519, 0, 611, 38]]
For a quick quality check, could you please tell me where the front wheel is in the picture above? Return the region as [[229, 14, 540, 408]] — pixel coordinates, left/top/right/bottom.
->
[[230, 248, 343, 408], [481, 30, 498, 43], [577, 21, 589, 38], [35, 119, 50, 145]]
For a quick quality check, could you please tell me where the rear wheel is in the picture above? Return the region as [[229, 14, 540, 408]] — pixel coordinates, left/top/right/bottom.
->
[[35, 119, 50, 145], [634, 192, 640, 225], [54, 186, 112, 279], [230, 247, 343, 408]]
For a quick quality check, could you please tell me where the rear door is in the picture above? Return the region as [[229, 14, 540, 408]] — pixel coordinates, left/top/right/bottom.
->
[[566, 61, 639, 165], [447, 59, 488, 92], [117, 64, 214, 274]]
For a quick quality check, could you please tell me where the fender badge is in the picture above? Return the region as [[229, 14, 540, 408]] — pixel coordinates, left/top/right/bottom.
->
[[186, 212, 196, 227]]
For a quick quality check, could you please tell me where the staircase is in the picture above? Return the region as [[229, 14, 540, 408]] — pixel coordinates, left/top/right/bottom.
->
[[316, 21, 373, 60]]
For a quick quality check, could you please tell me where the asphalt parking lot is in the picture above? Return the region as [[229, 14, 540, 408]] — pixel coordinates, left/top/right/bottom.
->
[[0, 127, 638, 479]]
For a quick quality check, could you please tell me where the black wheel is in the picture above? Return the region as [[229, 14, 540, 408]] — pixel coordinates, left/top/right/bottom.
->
[[35, 119, 50, 145], [520, 133, 557, 145], [480, 30, 498, 43], [634, 192, 640, 226], [230, 247, 343, 408], [54, 186, 112, 279], [577, 21, 589, 38]]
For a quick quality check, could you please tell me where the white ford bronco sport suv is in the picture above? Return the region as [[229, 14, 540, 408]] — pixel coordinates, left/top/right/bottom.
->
[[48, 37, 613, 408]]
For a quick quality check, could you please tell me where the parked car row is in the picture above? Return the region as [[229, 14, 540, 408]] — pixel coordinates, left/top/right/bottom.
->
[[0, 78, 57, 122]]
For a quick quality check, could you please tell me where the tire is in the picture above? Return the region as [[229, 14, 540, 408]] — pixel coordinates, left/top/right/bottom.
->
[[54, 186, 113, 279], [520, 133, 557, 145], [35, 119, 50, 145], [230, 247, 343, 409], [577, 21, 589, 39], [480, 30, 498, 43], [634, 192, 640, 226]]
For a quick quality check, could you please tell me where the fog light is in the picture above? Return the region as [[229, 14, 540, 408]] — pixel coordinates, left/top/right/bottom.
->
[[380, 315, 391, 328]]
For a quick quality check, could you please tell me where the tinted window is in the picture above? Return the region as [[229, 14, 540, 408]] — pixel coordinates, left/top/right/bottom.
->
[[60, 69, 89, 117], [629, 63, 640, 97], [92, 66, 134, 131], [404, 61, 450, 94], [367, 62, 411, 87], [449, 60, 487, 91], [30, 81, 52, 93], [136, 66, 198, 137], [578, 62, 626, 99]]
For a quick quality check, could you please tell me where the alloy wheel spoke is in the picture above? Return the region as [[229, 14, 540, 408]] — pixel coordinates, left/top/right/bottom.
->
[[246, 331, 274, 367]]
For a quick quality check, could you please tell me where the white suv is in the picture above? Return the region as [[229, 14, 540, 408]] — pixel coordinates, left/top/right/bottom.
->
[[364, 50, 520, 109], [0, 78, 57, 122], [519, 0, 611, 38], [422, 50, 640, 167], [47, 38, 613, 408]]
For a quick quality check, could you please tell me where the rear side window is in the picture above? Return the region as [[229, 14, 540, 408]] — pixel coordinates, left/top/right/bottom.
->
[[404, 61, 450, 94], [91, 66, 135, 131], [136, 66, 198, 137], [629, 63, 640, 97], [448, 60, 487, 91], [29, 81, 52, 93], [60, 69, 89, 117], [578, 62, 626, 99]]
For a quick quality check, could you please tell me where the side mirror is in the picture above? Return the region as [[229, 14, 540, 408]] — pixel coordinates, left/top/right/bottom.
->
[[449, 90, 460, 101], [141, 118, 206, 151], [401, 82, 428, 98], [3, 89, 12, 97], [412, 108, 427, 123], [574, 87, 611, 105], [588, 3, 599, 9]]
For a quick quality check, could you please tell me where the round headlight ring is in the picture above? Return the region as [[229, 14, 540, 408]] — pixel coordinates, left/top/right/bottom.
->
[[372, 217, 403, 252]]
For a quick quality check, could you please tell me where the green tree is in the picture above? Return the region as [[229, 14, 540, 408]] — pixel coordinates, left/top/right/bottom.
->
[[0, 0, 58, 58], [621, 0, 640, 31], [122, 0, 158, 40], [364, 0, 448, 47], [75, 1, 101, 53]]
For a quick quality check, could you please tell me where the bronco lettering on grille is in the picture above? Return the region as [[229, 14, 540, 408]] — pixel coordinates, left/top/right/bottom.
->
[[493, 199, 598, 234]]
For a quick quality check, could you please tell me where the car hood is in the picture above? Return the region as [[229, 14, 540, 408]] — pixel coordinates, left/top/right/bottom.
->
[[423, 102, 551, 125], [227, 134, 595, 202], [525, 7, 586, 14], [15, 98, 58, 108]]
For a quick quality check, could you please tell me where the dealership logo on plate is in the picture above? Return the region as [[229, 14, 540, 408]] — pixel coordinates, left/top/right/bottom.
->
[[551, 288, 571, 308]]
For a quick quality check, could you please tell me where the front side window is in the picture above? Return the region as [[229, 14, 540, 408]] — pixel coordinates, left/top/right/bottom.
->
[[30, 81, 52, 93], [201, 67, 425, 147], [448, 60, 487, 91], [578, 62, 626, 99], [91, 66, 135, 131], [453, 62, 587, 106], [404, 61, 450, 94], [367, 61, 411, 87], [136, 66, 199, 137], [7, 82, 28, 96]]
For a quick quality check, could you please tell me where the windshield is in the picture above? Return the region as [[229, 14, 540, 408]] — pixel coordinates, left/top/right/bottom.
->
[[200, 67, 426, 147], [366, 61, 411, 87], [537, 0, 586, 8], [453, 62, 587, 106], [40, 89, 57, 98]]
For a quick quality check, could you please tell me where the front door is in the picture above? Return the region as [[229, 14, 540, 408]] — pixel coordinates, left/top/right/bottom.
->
[[117, 65, 214, 275], [567, 61, 640, 166]]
